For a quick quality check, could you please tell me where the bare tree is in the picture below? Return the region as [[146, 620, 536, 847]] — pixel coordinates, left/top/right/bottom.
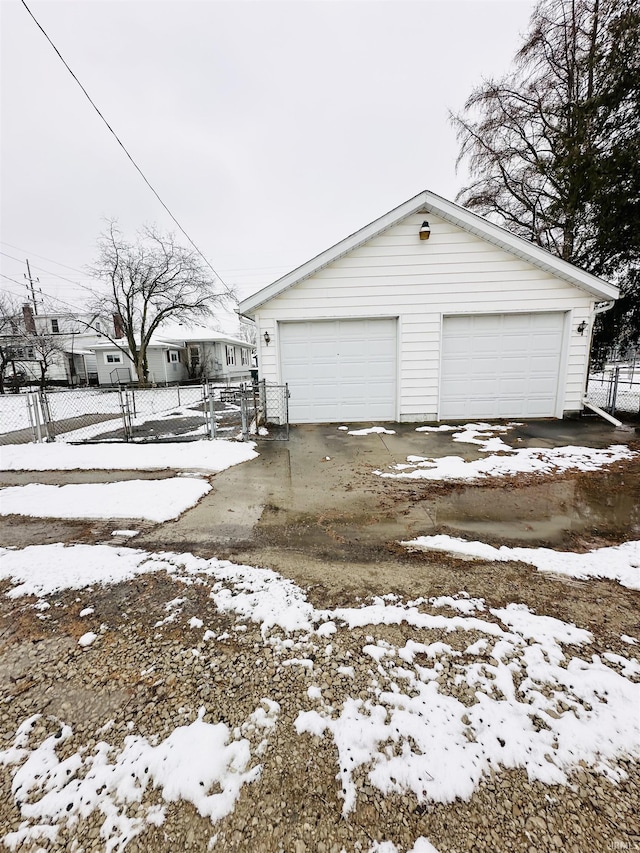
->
[[452, 0, 640, 351], [20, 331, 66, 391], [236, 320, 257, 348], [88, 222, 230, 386], [0, 293, 21, 394]]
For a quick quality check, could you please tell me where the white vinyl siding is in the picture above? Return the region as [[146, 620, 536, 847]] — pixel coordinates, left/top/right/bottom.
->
[[96, 350, 132, 385], [146, 348, 188, 384], [255, 213, 593, 420], [280, 319, 396, 423]]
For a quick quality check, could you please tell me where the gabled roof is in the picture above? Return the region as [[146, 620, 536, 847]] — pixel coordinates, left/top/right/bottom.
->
[[238, 189, 618, 315]]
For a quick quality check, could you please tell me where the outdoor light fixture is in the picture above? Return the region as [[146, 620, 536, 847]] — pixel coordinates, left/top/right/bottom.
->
[[263, 331, 271, 345], [577, 321, 587, 335], [419, 221, 431, 240]]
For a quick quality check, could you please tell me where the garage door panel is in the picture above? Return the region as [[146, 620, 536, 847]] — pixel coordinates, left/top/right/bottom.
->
[[307, 340, 337, 358], [442, 337, 473, 356], [280, 319, 396, 423], [441, 313, 564, 420], [529, 354, 560, 371], [472, 338, 501, 354]]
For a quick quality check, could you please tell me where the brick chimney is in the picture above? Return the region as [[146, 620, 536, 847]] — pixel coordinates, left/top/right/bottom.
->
[[22, 304, 36, 334], [113, 314, 125, 339]]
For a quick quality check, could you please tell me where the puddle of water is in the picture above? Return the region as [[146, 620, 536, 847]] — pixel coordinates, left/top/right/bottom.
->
[[428, 470, 639, 544]]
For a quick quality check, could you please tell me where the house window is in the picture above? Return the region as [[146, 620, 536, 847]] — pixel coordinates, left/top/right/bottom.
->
[[95, 321, 102, 332], [189, 346, 200, 368], [106, 353, 123, 364], [241, 348, 249, 366], [168, 350, 179, 363], [51, 319, 60, 334], [13, 346, 34, 359], [225, 345, 236, 366]]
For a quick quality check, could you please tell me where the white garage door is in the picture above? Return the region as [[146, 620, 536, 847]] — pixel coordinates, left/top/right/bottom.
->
[[279, 319, 397, 423], [440, 312, 565, 419]]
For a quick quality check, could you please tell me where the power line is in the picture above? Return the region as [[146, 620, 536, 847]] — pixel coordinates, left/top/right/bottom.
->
[[0, 272, 92, 316], [0, 251, 91, 291], [0, 243, 289, 279], [0, 241, 88, 276], [19, 0, 234, 299], [0, 273, 26, 289]]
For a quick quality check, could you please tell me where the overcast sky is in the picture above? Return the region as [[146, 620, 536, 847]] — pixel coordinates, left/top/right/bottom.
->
[[1, 0, 535, 330]]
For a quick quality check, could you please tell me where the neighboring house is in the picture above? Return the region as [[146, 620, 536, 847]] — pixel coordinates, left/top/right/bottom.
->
[[2, 305, 111, 387], [238, 190, 619, 424], [89, 326, 253, 386]]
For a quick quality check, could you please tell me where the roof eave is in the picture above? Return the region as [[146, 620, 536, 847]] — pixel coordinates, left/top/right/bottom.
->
[[238, 190, 618, 314], [238, 192, 431, 315]]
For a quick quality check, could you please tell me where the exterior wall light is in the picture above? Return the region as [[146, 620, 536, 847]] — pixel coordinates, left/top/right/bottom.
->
[[577, 321, 587, 335], [419, 221, 431, 240], [263, 331, 271, 345]]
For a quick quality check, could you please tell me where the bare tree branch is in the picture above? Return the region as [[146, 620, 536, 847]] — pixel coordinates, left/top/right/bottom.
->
[[85, 222, 232, 385]]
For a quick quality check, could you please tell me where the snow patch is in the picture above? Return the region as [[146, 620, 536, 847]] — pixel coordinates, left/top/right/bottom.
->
[[377, 444, 635, 482], [401, 535, 640, 590], [0, 479, 211, 523], [0, 440, 258, 473], [0, 708, 267, 848]]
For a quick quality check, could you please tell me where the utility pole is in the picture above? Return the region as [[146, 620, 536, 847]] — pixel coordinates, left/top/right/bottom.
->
[[24, 259, 39, 315]]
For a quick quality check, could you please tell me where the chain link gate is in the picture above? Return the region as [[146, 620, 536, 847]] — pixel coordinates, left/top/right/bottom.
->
[[240, 380, 290, 441], [587, 364, 640, 419], [1, 381, 290, 445]]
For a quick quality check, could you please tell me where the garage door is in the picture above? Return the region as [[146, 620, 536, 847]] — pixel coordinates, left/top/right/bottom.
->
[[279, 319, 397, 423], [440, 312, 565, 419]]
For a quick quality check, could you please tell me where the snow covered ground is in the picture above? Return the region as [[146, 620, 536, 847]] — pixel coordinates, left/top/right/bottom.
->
[[0, 478, 212, 523], [373, 422, 636, 482], [0, 543, 638, 851], [401, 536, 640, 590], [0, 439, 257, 472]]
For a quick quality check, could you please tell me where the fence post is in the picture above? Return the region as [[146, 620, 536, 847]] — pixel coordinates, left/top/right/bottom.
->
[[260, 379, 268, 424], [177, 385, 181, 408], [118, 388, 132, 441], [284, 383, 290, 440], [39, 390, 53, 441], [240, 394, 249, 440], [611, 366, 620, 418], [207, 382, 216, 440], [26, 392, 41, 443]]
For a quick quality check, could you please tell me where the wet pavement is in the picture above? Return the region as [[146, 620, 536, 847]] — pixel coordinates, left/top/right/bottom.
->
[[134, 419, 639, 565]]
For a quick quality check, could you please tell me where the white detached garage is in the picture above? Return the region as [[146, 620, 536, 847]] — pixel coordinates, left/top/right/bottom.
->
[[238, 191, 618, 424]]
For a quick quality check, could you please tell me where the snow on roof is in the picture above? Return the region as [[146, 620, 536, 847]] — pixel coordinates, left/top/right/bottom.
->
[[88, 326, 252, 352], [156, 324, 250, 347]]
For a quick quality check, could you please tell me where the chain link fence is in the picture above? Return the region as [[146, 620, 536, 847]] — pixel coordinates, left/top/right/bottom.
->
[[0, 381, 289, 445], [587, 363, 640, 419]]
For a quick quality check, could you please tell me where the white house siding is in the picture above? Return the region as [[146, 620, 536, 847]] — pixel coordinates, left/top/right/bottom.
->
[[95, 350, 134, 386], [146, 348, 188, 385], [254, 213, 594, 421]]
